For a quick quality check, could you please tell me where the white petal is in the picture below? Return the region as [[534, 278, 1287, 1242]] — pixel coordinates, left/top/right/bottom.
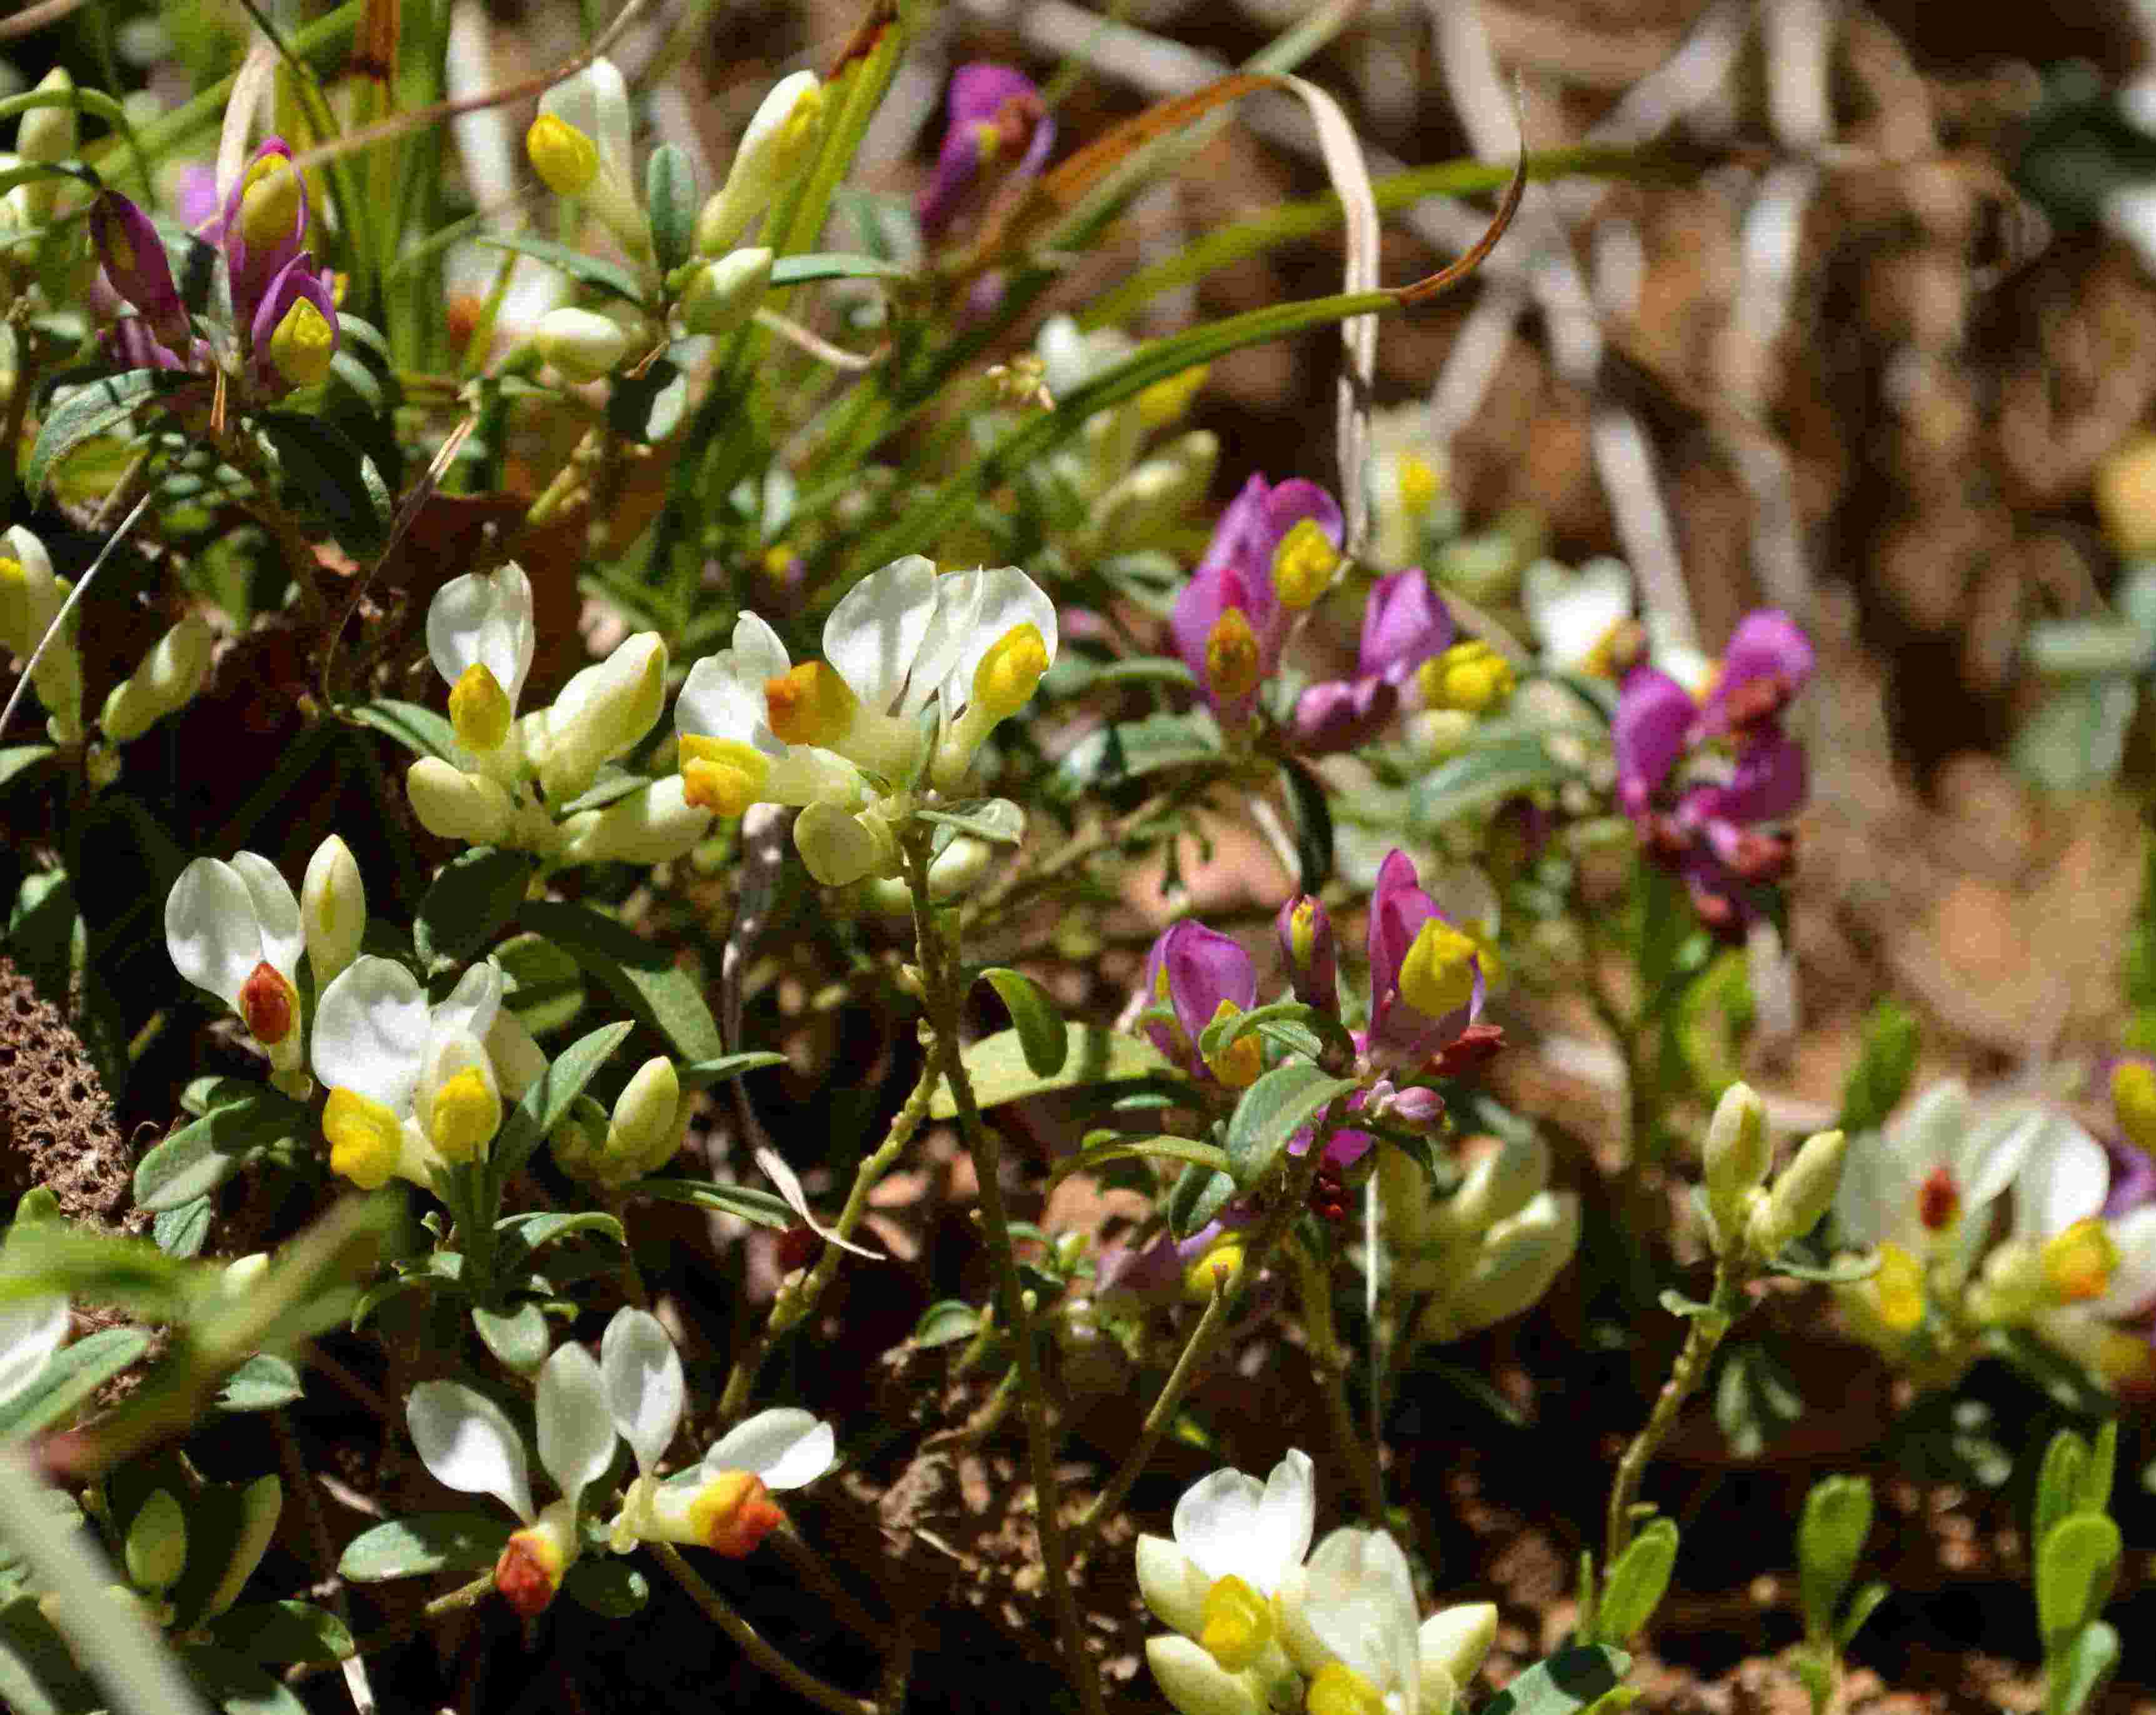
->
[[416, 1026, 498, 1142], [1249, 1449, 1315, 1593], [1301, 1527, 1418, 1692], [431, 960, 504, 1049], [678, 649, 782, 755], [0, 1295, 69, 1408], [793, 802, 881, 887], [1145, 1635, 1266, 1715], [825, 558, 940, 713], [1523, 558, 1629, 668], [407, 1381, 534, 1524], [428, 564, 535, 708], [226, 852, 303, 982], [311, 957, 429, 1113], [1956, 1100, 2042, 1212], [541, 60, 632, 185], [486, 1009, 547, 1104], [1171, 1469, 1263, 1585], [2010, 1114, 2109, 1240], [940, 568, 1057, 719], [1135, 1534, 1211, 1637], [1899, 1080, 1973, 1174], [165, 858, 264, 1008], [703, 1407, 835, 1490], [733, 611, 793, 682], [1830, 1127, 1922, 1250], [1420, 1604, 1497, 1701], [2097, 1205, 2156, 1318], [600, 1307, 684, 1476], [536, 1343, 617, 1516], [900, 563, 984, 718]]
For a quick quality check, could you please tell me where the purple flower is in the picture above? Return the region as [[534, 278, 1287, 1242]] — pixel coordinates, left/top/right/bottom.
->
[[1275, 895, 1338, 1013], [1613, 665, 1696, 818], [216, 139, 309, 330], [1362, 849, 1483, 1073], [100, 317, 186, 372], [1095, 1209, 1256, 1304], [2103, 1137, 2156, 1220], [89, 193, 188, 347], [1291, 568, 1453, 755], [918, 64, 1055, 241], [1698, 609, 1815, 737], [1139, 920, 1259, 1085], [1173, 475, 1343, 725], [248, 251, 338, 395], [173, 163, 221, 229]]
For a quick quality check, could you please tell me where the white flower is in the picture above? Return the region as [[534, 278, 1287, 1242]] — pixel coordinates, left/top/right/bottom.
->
[[695, 71, 825, 254], [165, 853, 306, 1073], [0, 1292, 69, 1411], [311, 957, 534, 1190], [1276, 1527, 1491, 1715], [598, 1307, 835, 1556], [1136, 1450, 1313, 1677], [529, 58, 649, 260], [925, 565, 1058, 788], [1523, 557, 1632, 675], [532, 631, 669, 804], [407, 1342, 618, 1615], [1365, 407, 1453, 572], [428, 563, 535, 762], [1833, 1082, 2037, 1263], [1, 525, 84, 745], [301, 833, 365, 990]]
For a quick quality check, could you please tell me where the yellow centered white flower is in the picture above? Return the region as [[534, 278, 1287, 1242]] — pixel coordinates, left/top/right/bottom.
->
[[2041, 1219, 2118, 1304], [1136, 1450, 1314, 1684], [696, 71, 825, 254], [1399, 455, 1442, 517], [532, 59, 649, 258], [237, 155, 301, 245], [269, 298, 336, 386], [449, 662, 513, 753], [1196, 1575, 1270, 1673], [1522, 557, 1633, 675], [1271, 519, 1341, 610], [1205, 609, 1261, 703], [165, 852, 308, 1074], [427, 561, 534, 765]]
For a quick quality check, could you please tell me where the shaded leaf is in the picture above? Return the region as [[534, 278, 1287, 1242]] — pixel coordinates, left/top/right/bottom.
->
[[517, 901, 723, 1062], [253, 413, 393, 556], [414, 848, 533, 971], [565, 1559, 649, 1617], [1593, 1520, 1677, 1646], [2034, 1514, 2120, 1652], [1471, 1646, 1631, 1715], [25, 370, 198, 497], [1167, 1159, 1236, 1239], [134, 1092, 308, 1212], [624, 1177, 793, 1229], [980, 968, 1067, 1076], [678, 1050, 788, 1088], [1224, 1062, 1356, 1189], [472, 1302, 551, 1376], [201, 1601, 353, 1666], [0, 1327, 150, 1438], [346, 698, 456, 762], [217, 1354, 304, 1412], [1796, 1476, 1872, 1639], [913, 1301, 981, 1349], [1409, 737, 1578, 837], [929, 1025, 1173, 1118], [338, 1514, 514, 1581], [1050, 711, 1225, 801], [476, 233, 644, 301]]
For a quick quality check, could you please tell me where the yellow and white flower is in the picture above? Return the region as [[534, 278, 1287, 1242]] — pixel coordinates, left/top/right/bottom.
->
[[164, 853, 308, 1074], [1276, 1527, 1494, 1715], [527, 58, 649, 261]]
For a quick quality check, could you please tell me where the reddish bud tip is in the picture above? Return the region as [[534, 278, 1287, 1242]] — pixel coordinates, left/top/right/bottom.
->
[[776, 1225, 821, 1274], [238, 960, 294, 1045], [1917, 1166, 1960, 1232], [493, 1536, 563, 1618]]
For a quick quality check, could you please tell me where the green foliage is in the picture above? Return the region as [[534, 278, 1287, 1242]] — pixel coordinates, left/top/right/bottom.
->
[[1591, 1520, 1677, 1646]]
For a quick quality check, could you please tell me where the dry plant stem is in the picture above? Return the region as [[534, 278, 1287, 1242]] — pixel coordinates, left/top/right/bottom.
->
[[1076, 1122, 1335, 1549], [650, 1541, 878, 1715], [717, 1058, 938, 1421], [903, 834, 1105, 1715], [1290, 1236, 1388, 1526], [1604, 1253, 1746, 1569], [271, 1413, 376, 1714], [289, 1574, 494, 1681]]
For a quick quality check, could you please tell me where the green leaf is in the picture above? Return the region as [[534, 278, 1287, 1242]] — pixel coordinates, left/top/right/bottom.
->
[[917, 798, 1025, 845], [495, 1211, 624, 1261], [1471, 1645, 1631, 1715], [216, 1354, 304, 1412], [1167, 1160, 1237, 1239], [488, 1018, 637, 1190], [154, 1197, 214, 1259], [980, 968, 1068, 1077], [476, 233, 646, 302], [1409, 737, 1579, 836], [913, 1300, 983, 1349], [516, 901, 724, 1062], [1987, 1328, 2118, 1417], [0, 745, 54, 793], [0, 1225, 195, 1320], [1796, 1476, 1873, 1640], [608, 356, 689, 444], [414, 847, 533, 971], [1049, 710, 1225, 801], [494, 930, 585, 1035], [2034, 1513, 2120, 1652], [678, 1050, 788, 1088], [178, 1643, 310, 1714], [929, 1024, 1174, 1118], [1195, 998, 1356, 1069], [0, 1327, 150, 1437], [1223, 1062, 1358, 1190], [1280, 758, 1333, 890], [2048, 1619, 2118, 1715], [1050, 1134, 1231, 1185], [472, 1302, 551, 1375], [346, 698, 458, 762], [24, 370, 198, 498], [2013, 680, 2137, 793], [1790, 1646, 1833, 1715], [624, 1177, 794, 1228], [1713, 1341, 1803, 1459], [1836, 999, 1919, 1134], [1593, 1519, 1677, 1645], [252, 413, 393, 556], [564, 1559, 649, 1617], [769, 251, 911, 284], [644, 145, 698, 273], [1762, 1251, 1879, 1285], [1835, 1581, 1890, 1652], [338, 1513, 514, 1582], [2080, 1419, 2117, 1517], [1040, 653, 1194, 700], [134, 1091, 309, 1211], [201, 1601, 353, 1666], [2035, 1430, 2090, 1553]]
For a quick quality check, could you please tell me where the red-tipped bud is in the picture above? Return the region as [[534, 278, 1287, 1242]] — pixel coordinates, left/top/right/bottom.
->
[[494, 1529, 566, 1617], [691, 1471, 786, 1558], [238, 960, 295, 1046], [1917, 1166, 1960, 1232], [1430, 1022, 1505, 1079]]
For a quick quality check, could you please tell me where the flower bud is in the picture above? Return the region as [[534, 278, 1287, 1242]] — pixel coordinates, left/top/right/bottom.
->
[[407, 757, 514, 845], [237, 154, 303, 247], [17, 72, 78, 219], [688, 1470, 785, 1557], [679, 246, 772, 336], [696, 72, 825, 255], [535, 633, 668, 802], [1703, 1082, 1771, 1250], [549, 1094, 614, 1184], [221, 1252, 271, 1296], [1271, 518, 1342, 611], [301, 833, 364, 988], [1423, 1192, 1579, 1342], [1146, 1634, 1268, 1715], [1088, 431, 1218, 554], [267, 294, 336, 386], [494, 1499, 578, 1617], [526, 113, 600, 198], [1421, 1602, 1498, 1689], [1747, 1129, 1848, 1258], [1446, 1132, 1547, 1237], [1274, 895, 1338, 1012], [559, 777, 714, 865], [928, 834, 993, 900], [609, 1057, 683, 1177], [534, 306, 630, 383], [794, 800, 883, 887], [100, 614, 216, 742], [124, 1490, 186, 1594]]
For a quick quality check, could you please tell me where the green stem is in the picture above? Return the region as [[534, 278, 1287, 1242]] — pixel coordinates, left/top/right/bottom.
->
[[716, 1057, 938, 1421], [903, 832, 1105, 1715], [1603, 1253, 1748, 1569], [1290, 1236, 1388, 1526], [651, 1542, 878, 1715], [287, 1573, 493, 1681]]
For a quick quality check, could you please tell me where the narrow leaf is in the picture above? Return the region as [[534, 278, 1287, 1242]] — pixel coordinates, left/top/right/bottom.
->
[[1223, 1062, 1357, 1189], [980, 968, 1068, 1077]]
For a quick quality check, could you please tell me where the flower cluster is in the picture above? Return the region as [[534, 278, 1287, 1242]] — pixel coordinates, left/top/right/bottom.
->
[[1612, 610, 1813, 937], [1136, 1451, 1496, 1715], [404, 1308, 836, 1615], [674, 555, 1057, 884]]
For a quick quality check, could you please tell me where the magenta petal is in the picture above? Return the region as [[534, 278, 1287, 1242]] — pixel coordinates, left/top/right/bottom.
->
[[1196, 473, 1271, 578], [1160, 920, 1257, 1049], [1358, 568, 1453, 683], [1275, 893, 1339, 1011], [1171, 556, 1262, 724], [90, 194, 188, 346], [100, 317, 185, 372], [1719, 609, 1815, 700], [1261, 480, 1344, 554], [1613, 666, 1696, 818], [219, 138, 309, 327], [1291, 675, 1396, 755], [1705, 732, 1808, 826], [918, 63, 1054, 238]]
